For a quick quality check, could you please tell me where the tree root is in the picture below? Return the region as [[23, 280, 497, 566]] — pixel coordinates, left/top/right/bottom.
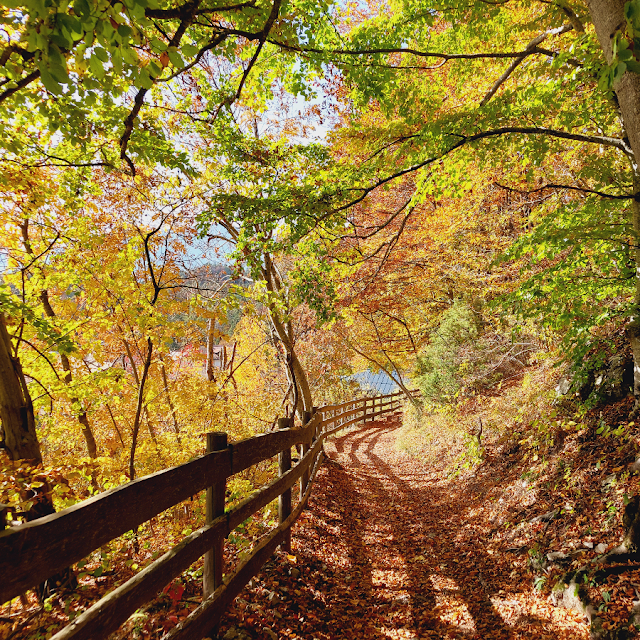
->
[[546, 494, 640, 638]]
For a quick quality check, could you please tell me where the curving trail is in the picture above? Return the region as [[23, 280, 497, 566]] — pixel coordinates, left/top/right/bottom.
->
[[218, 416, 588, 640]]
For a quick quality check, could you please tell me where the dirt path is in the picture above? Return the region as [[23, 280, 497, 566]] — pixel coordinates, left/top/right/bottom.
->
[[217, 417, 588, 640]]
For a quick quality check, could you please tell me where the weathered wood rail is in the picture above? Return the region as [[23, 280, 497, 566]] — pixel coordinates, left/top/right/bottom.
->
[[0, 389, 418, 640]]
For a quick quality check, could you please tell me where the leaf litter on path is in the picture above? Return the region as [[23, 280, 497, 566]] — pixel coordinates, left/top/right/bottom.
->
[[216, 417, 588, 639]]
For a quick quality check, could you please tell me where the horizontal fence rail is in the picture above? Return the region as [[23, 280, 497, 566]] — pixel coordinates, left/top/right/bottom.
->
[[0, 389, 417, 640]]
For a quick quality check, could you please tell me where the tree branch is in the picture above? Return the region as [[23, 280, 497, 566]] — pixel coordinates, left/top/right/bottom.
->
[[145, 0, 255, 18], [480, 25, 574, 106], [0, 44, 36, 66], [16, 336, 61, 380], [336, 127, 630, 213], [0, 71, 40, 105], [267, 25, 574, 64], [119, 87, 149, 174], [120, 0, 202, 172], [230, 0, 282, 104], [494, 181, 638, 200]]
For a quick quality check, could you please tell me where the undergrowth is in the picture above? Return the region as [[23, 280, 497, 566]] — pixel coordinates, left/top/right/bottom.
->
[[397, 351, 640, 636], [398, 354, 559, 473]]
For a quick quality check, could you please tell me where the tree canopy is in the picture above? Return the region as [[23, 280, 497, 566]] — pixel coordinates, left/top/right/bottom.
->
[[3, 0, 640, 477]]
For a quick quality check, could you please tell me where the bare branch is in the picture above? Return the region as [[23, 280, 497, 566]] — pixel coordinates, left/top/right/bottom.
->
[[267, 24, 574, 64], [480, 24, 573, 106], [15, 336, 61, 380], [494, 181, 637, 200]]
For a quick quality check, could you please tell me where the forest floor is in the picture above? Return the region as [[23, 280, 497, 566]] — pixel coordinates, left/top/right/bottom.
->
[[5, 407, 640, 640], [215, 415, 596, 640]]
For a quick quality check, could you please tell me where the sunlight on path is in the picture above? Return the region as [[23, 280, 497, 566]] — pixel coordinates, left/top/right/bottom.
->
[[217, 416, 589, 639], [314, 417, 588, 640]]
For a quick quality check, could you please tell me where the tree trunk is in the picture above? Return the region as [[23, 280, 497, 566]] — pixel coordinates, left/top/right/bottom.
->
[[588, 1, 640, 161], [0, 314, 42, 462], [40, 291, 97, 458], [123, 337, 157, 445], [206, 318, 216, 382], [589, 1, 640, 402], [129, 337, 153, 481], [106, 403, 126, 448], [20, 221, 98, 458], [262, 254, 313, 417], [159, 353, 181, 443], [269, 313, 313, 417]]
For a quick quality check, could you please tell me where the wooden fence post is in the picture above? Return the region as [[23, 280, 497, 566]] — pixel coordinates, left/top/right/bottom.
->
[[203, 432, 227, 598], [300, 411, 313, 501], [277, 417, 292, 552], [312, 406, 319, 441]]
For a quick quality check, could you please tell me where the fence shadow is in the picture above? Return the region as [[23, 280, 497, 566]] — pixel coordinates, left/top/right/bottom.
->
[[320, 419, 538, 639]]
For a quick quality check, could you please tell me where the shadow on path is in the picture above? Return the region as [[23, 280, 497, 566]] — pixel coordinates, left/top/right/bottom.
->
[[216, 416, 589, 640], [325, 420, 514, 638], [307, 416, 586, 639]]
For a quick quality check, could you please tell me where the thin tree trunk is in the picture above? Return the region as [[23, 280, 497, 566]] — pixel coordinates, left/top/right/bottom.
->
[[0, 313, 42, 462], [206, 318, 216, 382], [123, 338, 157, 444], [20, 221, 98, 458], [105, 403, 126, 448], [39, 291, 98, 458], [159, 353, 181, 443], [129, 337, 153, 481]]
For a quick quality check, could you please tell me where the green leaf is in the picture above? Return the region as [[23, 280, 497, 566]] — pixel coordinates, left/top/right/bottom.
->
[[147, 60, 161, 77], [88, 54, 105, 79], [73, 0, 91, 17], [181, 43, 197, 57], [122, 45, 138, 65], [168, 50, 183, 68], [619, 47, 634, 61], [138, 69, 153, 88], [47, 47, 70, 84], [94, 47, 109, 63], [149, 37, 167, 52], [615, 61, 628, 82], [628, 59, 640, 74], [58, 14, 84, 38], [38, 64, 63, 94]]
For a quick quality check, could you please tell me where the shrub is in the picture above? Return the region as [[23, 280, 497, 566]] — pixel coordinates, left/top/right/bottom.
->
[[415, 300, 537, 403]]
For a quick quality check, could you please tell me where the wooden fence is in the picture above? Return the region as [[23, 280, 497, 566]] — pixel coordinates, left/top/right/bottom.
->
[[0, 389, 417, 640]]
